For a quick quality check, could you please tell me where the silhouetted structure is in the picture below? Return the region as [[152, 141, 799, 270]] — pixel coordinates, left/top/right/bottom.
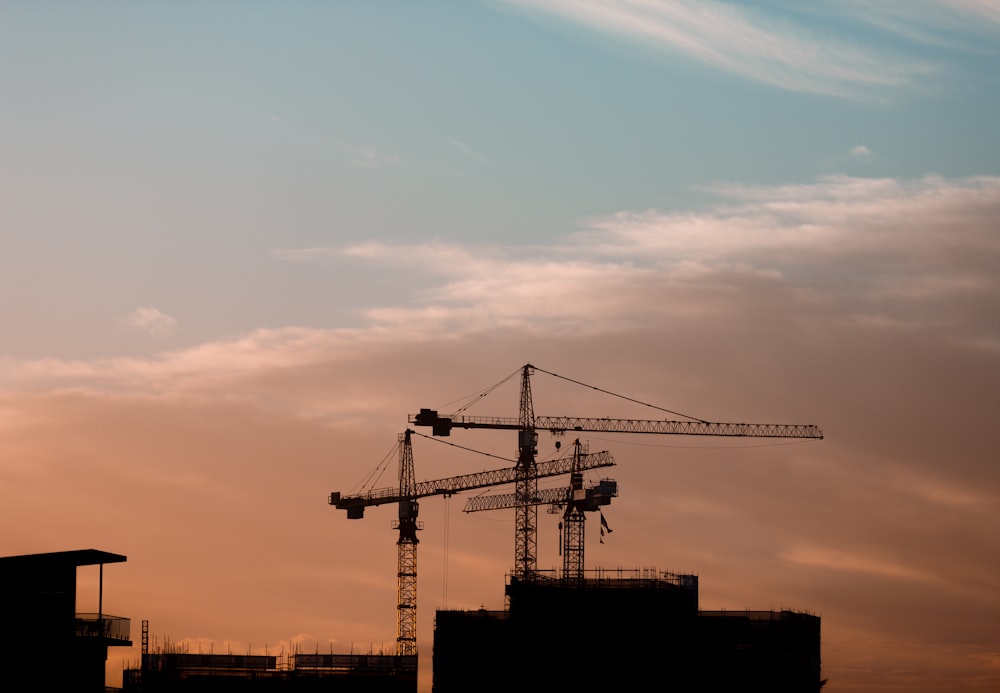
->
[[123, 639, 417, 692], [433, 568, 821, 692], [0, 549, 131, 693]]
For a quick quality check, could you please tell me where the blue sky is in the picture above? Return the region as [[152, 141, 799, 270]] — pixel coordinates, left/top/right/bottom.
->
[[3, 1, 998, 358], [2, 3, 999, 691]]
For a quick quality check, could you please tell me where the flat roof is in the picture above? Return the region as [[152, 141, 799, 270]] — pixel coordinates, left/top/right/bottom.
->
[[0, 549, 127, 567]]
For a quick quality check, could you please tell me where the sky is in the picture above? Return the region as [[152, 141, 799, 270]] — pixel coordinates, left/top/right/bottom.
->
[[1, 1, 999, 690]]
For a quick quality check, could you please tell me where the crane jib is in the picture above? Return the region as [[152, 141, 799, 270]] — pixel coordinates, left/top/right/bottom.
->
[[329, 449, 616, 513], [410, 409, 823, 439]]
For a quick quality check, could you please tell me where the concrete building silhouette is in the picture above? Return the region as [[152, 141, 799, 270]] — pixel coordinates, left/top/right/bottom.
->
[[433, 568, 822, 692], [0, 549, 132, 693]]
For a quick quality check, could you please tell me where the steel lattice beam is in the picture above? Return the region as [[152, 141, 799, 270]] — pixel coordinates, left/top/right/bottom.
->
[[411, 412, 823, 439], [330, 451, 615, 512]]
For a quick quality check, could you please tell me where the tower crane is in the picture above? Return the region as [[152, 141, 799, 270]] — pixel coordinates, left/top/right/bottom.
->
[[410, 363, 824, 579], [464, 438, 618, 582], [329, 429, 616, 655]]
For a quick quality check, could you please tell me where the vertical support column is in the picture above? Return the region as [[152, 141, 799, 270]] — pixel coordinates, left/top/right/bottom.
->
[[396, 430, 419, 657], [514, 365, 537, 579], [562, 511, 586, 581], [562, 442, 587, 582], [396, 533, 418, 656], [98, 563, 104, 635]]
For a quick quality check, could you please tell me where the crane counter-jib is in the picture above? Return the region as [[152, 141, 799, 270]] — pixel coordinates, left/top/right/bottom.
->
[[409, 409, 823, 439]]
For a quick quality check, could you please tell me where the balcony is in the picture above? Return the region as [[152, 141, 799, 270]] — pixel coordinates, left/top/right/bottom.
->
[[75, 613, 132, 645]]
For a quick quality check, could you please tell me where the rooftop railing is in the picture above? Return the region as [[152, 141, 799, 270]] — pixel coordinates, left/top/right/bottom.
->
[[75, 613, 131, 643]]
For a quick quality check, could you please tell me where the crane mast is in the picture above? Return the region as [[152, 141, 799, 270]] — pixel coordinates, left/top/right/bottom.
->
[[395, 430, 418, 656], [514, 365, 537, 580], [465, 439, 618, 582], [558, 439, 614, 582]]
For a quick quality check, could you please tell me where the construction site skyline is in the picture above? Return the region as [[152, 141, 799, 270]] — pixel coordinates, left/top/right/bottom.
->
[[6, 363, 833, 690], [4, 3, 999, 691], [330, 364, 822, 662], [6, 341, 998, 691]]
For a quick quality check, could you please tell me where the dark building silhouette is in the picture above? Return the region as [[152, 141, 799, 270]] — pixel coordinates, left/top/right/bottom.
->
[[122, 636, 418, 692], [0, 549, 132, 693], [433, 568, 822, 692]]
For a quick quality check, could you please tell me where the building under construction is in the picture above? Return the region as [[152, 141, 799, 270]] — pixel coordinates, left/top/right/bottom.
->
[[122, 632, 417, 692], [433, 568, 822, 692]]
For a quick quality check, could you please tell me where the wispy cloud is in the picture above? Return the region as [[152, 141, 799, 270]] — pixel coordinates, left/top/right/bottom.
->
[[125, 306, 178, 338], [444, 137, 493, 165], [352, 147, 401, 168], [892, 471, 998, 515], [273, 241, 507, 277], [278, 174, 999, 361], [497, 0, 937, 99], [340, 241, 501, 276], [781, 545, 941, 584], [850, 145, 872, 159], [15, 174, 998, 400], [271, 247, 342, 264], [582, 174, 1000, 258], [836, 0, 1000, 47], [933, 0, 1000, 24]]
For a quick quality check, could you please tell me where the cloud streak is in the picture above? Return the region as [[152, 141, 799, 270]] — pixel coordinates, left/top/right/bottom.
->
[[837, 0, 1000, 47], [497, 0, 938, 99], [8, 174, 999, 399], [781, 545, 942, 584]]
